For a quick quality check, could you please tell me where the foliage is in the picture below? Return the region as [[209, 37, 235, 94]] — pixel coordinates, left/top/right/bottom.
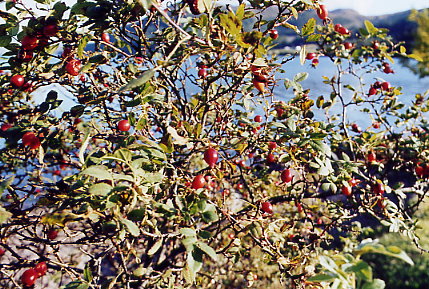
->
[[0, 0, 427, 288], [408, 8, 429, 77]]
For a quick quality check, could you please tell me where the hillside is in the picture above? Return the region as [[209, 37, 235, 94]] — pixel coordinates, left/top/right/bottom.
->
[[250, 8, 421, 49]]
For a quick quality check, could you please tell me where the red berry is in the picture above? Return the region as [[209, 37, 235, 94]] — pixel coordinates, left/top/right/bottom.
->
[[368, 87, 377, 96], [351, 123, 361, 133], [338, 26, 349, 35], [252, 78, 265, 93], [269, 29, 279, 39], [334, 24, 343, 32], [281, 169, 293, 183], [21, 35, 39, 50], [311, 58, 319, 66], [344, 42, 353, 49], [373, 81, 381, 89], [34, 261, 48, 277], [47, 229, 58, 240], [191, 175, 205, 189], [367, 152, 376, 163], [381, 82, 390, 91], [372, 42, 380, 50], [237, 183, 244, 190], [268, 141, 277, 150], [383, 66, 393, 74], [341, 185, 352, 197], [316, 5, 328, 20], [254, 115, 262, 122], [18, 49, 33, 62], [66, 59, 82, 76], [373, 182, 384, 195], [261, 201, 273, 214], [43, 24, 59, 37], [0, 248, 5, 256], [266, 153, 276, 164], [275, 107, 284, 118], [1, 123, 12, 131], [204, 147, 218, 168], [198, 68, 208, 78], [415, 165, 425, 178], [22, 132, 37, 146], [372, 121, 380, 129], [10, 75, 25, 88], [306, 52, 316, 60], [101, 32, 110, 43], [117, 119, 131, 132], [21, 268, 38, 287]]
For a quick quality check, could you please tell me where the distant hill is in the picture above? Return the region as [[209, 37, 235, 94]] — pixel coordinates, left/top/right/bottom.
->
[[245, 8, 422, 49]]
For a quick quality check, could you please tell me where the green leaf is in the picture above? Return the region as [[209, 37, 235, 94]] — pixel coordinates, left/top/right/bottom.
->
[[88, 183, 112, 196], [83, 264, 93, 282], [62, 281, 89, 289], [362, 279, 385, 289], [113, 148, 133, 163], [344, 260, 372, 281], [196, 241, 218, 261], [219, 12, 242, 36], [302, 18, 316, 36], [78, 128, 91, 165], [121, 218, 140, 237], [77, 35, 92, 59], [307, 273, 338, 282], [355, 241, 414, 266], [300, 45, 307, 65], [364, 20, 377, 35], [148, 238, 163, 256], [0, 36, 12, 47], [0, 176, 14, 195], [81, 165, 113, 181], [293, 72, 308, 83], [119, 69, 155, 92], [0, 206, 12, 224], [180, 228, 197, 237], [319, 255, 338, 273], [235, 3, 245, 20]]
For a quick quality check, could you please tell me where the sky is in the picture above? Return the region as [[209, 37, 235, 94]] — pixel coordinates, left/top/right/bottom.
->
[[8, 0, 429, 17], [322, 0, 428, 16]]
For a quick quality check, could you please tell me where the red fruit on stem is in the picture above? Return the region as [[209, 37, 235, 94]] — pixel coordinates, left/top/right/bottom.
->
[[269, 29, 279, 39], [306, 52, 316, 60], [367, 152, 376, 163], [338, 26, 349, 35], [18, 49, 33, 62], [372, 121, 380, 129], [43, 24, 59, 37], [198, 68, 208, 78], [268, 141, 277, 150], [373, 182, 384, 195], [204, 147, 218, 168], [415, 165, 424, 178], [22, 132, 37, 146], [191, 175, 205, 189], [252, 78, 265, 93], [351, 123, 361, 133], [383, 66, 393, 74], [117, 119, 131, 132], [34, 261, 48, 277], [1, 123, 12, 131], [334, 24, 342, 32], [311, 58, 319, 66], [0, 248, 5, 256], [261, 201, 273, 214], [66, 59, 82, 76], [281, 169, 293, 183], [47, 229, 58, 240], [21, 268, 38, 287], [21, 35, 39, 50], [381, 82, 390, 91], [266, 153, 276, 164], [275, 107, 284, 118], [373, 81, 381, 89], [101, 32, 110, 43], [348, 178, 359, 187], [341, 185, 352, 197], [368, 87, 377, 96], [10, 75, 25, 88], [236, 183, 244, 190], [254, 115, 262, 122], [344, 42, 353, 49], [316, 5, 328, 20]]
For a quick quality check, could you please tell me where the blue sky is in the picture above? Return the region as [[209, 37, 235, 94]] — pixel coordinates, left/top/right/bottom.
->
[[323, 0, 428, 16]]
